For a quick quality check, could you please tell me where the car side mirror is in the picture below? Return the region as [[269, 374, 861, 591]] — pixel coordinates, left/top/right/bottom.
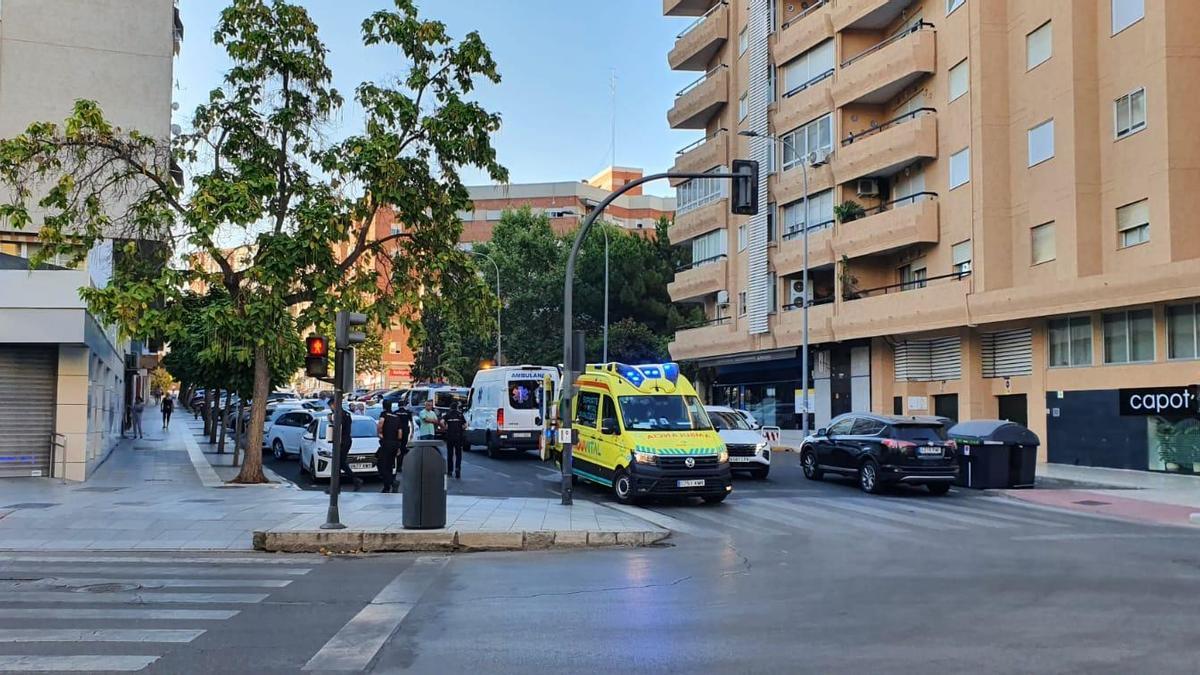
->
[[816, 428, 827, 437], [601, 418, 620, 435]]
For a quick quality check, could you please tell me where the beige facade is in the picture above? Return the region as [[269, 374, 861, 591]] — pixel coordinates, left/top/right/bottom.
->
[[664, 0, 1200, 473]]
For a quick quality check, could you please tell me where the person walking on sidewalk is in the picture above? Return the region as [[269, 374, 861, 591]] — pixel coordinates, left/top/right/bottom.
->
[[161, 395, 174, 430], [442, 401, 467, 479], [131, 396, 145, 439], [418, 399, 441, 440], [331, 406, 363, 493], [375, 400, 407, 493]]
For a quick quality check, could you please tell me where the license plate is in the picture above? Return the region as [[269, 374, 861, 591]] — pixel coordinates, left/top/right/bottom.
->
[[729, 456, 753, 463], [351, 463, 374, 470], [511, 432, 530, 438], [677, 479, 705, 488], [917, 447, 942, 456]]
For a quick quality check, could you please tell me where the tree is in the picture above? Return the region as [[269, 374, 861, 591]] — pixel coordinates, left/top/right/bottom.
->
[[0, 0, 506, 483], [410, 287, 495, 384]]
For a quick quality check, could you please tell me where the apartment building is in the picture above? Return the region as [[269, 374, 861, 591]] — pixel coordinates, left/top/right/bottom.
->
[[664, 0, 1200, 474], [0, 0, 179, 479]]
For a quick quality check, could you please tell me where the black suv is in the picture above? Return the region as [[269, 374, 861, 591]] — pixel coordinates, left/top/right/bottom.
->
[[800, 413, 958, 495]]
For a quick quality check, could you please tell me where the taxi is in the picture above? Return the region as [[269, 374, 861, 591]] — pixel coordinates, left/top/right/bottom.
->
[[554, 362, 732, 504]]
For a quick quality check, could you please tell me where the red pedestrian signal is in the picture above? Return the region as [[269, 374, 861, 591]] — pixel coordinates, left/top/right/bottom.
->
[[305, 335, 329, 378]]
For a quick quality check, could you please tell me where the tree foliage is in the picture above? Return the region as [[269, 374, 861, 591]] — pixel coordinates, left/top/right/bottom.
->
[[0, 0, 506, 482]]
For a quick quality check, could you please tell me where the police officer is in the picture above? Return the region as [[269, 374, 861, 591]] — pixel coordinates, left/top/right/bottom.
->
[[442, 401, 467, 479], [331, 406, 363, 493], [375, 400, 409, 493]]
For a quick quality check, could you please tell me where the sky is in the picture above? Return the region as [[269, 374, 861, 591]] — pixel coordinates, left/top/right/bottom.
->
[[174, 0, 703, 197]]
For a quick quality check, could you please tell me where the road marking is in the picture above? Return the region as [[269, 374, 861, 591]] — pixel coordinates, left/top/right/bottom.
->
[[26, 577, 293, 589], [0, 655, 160, 672], [0, 591, 268, 604], [816, 498, 969, 530], [0, 608, 238, 620], [1011, 532, 1200, 542], [670, 505, 793, 537], [604, 503, 712, 537], [866, 498, 1013, 529], [0, 554, 321, 565], [304, 556, 449, 672], [0, 565, 312, 577], [0, 629, 205, 643], [722, 501, 845, 536], [916, 500, 1071, 529], [766, 498, 910, 536]]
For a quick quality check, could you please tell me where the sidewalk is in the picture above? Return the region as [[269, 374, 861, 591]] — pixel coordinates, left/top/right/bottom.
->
[[1002, 462, 1200, 528], [0, 408, 667, 552]]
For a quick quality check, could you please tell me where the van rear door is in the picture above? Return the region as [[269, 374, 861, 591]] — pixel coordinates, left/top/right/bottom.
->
[[504, 373, 554, 433]]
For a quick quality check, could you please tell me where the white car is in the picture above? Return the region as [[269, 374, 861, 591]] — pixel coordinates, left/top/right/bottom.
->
[[265, 408, 326, 460], [706, 405, 771, 479], [298, 414, 381, 481]]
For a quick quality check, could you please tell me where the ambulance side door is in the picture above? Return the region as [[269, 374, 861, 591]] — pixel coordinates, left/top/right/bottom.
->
[[597, 394, 625, 473], [572, 390, 602, 476]]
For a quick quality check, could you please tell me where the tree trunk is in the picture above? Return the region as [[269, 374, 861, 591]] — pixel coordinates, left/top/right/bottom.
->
[[217, 390, 231, 454], [203, 387, 215, 435], [233, 345, 270, 483], [233, 399, 245, 467]]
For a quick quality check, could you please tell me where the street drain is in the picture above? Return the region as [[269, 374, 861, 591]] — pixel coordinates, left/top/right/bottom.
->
[[1073, 499, 1111, 506], [72, 582, 142, 593]]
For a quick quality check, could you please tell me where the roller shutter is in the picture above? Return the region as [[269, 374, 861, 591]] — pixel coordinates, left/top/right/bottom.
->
[[0, 346, 57, 477], [981, 329, 1033, 378]]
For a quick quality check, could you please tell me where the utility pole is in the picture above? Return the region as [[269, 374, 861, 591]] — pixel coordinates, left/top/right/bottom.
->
[[322, 310, 366, 530]]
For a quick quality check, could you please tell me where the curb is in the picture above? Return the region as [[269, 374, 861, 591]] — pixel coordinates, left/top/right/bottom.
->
[[180, 424, 225, 489], [252, 528, 671, 553]]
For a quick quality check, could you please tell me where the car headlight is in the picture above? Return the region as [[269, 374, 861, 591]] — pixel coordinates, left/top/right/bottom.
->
[[755, 441, 769, 455], [317, 448, 332, 458], [633, 451, 657, 465], [717, 449, 729, 463]]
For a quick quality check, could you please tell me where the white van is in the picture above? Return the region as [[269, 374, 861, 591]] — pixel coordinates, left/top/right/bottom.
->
[[466, 365, 559, 457]]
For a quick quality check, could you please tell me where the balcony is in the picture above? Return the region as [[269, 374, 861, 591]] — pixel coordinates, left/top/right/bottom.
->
[[836, 270, 971, 339], [833, 109, 936, 182], [832, 0, 916, 32], [668, 66, 728, 129], [774, 224, 835, 277], [669, 256, 727, 302], [669, 2, 728, 71], [671, 131, 728, 186], [671, 198, 727, 244], [770, 162, 835, 206], [832, 23, 936, 106], [776, 299, 835, 345], [774, 70, 834, 136], [774, 1, 833, 66], [664, 0, 718, 16], [835, 193, 939, 258], [669, 319, 749, 361]]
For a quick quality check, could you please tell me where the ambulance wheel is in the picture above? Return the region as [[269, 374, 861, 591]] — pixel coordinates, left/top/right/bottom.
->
[[486, 432, 500, 459], [612, 469, 636, 505]]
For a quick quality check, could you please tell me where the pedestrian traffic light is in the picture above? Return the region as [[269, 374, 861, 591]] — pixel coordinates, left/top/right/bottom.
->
[[305, 335, 328, 379], [731, 159, 759, 215]]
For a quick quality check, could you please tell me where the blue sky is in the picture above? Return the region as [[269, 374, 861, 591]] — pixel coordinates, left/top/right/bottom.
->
[[174, 1, 701, 197]]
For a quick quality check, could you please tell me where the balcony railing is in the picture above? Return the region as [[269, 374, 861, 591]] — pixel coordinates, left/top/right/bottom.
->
[[677, 128, 727, 155], [782, 69, 834, 99], [842, 107, 935, 146], [676, 253, 728, 273], [781, 0, 829, 30], [676, 64, 727, 98], [851, 269, 971, 299], [782, 296, 835, 311], [855, 191, 938, 217], [677, 0, 728, 38], [841, 20, 935, 68], [681, 315, 732, 329], [782, 219, 834, 241]]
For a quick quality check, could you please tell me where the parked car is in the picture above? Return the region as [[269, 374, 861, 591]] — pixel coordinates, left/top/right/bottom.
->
[[799, 413, 958, 495], [360, 388, 391, 404], [298, 414, 380, 481], [733, 409, 761, 430], [265, 408, 327, 460], [706, 405, 770, 480]]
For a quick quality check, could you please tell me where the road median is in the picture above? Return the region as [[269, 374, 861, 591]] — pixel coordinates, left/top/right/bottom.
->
[[252, 527, 669, 553]]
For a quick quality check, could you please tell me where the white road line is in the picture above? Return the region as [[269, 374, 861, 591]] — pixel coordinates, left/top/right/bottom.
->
[[0, 655, 160, 672], [29, 577, 293, 589], [0, 591, 268, 604], [0, 628, 205, 643], [604, 503, 712, 537], [0, 608, 238, 620], [767, 498, 910, 536], [722, 501, 844, 536], [866, 499, 1013, 529], [0, 554, 320, 565], [918, 500, 1071, 528], [0, 565, 312, 577], [666, 505, 792, 537], [304, 556, 449, 672], [816, 499, 968, 530]]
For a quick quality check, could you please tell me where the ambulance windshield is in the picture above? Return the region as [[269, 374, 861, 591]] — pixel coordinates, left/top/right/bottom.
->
[[618, 395, 713, 431]]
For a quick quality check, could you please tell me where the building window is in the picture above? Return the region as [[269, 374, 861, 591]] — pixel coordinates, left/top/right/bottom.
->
[[1031, 222, 1056, 264], [952, 240, 972, 275], [766, 64, 776, 102], [781, 189, 834, 238], [1114, 88, 1146, 139], [738, 291, 747, 317], [1048, 316, 1092, 367], [947, 0, 966, 15], [1027, 119, 1054, 166], [781, 39, 834, 96], [389, 225, 403, 236], [766, 203, 776, 241], [899, 264, 927, 291], [1112, 0, 1144, 35], [781, 114, 832, 170], [676, 166, 727, 215], [738, 26, 748, 55], [1026, 21, 1052, 70], [949, 147, 970, 189], [738, 93, 748, 121], [1117, 199, 1149, 248], [389, 341, 402, 354], [690, 228, 726, 265], [1167, 304, 1200, 360], [769, 272, 778, 313], [1103, 309, 1154, 364], [948, 59, 969, 102], [737, 224, 747, 252]]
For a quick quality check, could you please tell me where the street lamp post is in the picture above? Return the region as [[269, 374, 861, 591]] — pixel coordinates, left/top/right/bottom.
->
[[602, 226, 609, 363], [465, 250, 502, 367], [739, 130, 823, 443]]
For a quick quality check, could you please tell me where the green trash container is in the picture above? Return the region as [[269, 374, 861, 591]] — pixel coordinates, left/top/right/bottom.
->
[[948, 420, 1041, 489]]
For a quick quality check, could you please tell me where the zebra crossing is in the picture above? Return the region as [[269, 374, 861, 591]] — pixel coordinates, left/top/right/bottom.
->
[[0, 552, 322, 672], [623, 494, 1102, 541]]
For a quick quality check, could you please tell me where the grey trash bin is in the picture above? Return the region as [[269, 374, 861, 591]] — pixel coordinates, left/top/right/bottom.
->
[[401, 440, 447, 529], [947, 420, 1040, 489]]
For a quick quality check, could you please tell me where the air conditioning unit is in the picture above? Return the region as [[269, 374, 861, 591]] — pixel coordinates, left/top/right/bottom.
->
[[716, 290, 730, 305], [856, 179, 880, 197], [788, 280, 808, 308]]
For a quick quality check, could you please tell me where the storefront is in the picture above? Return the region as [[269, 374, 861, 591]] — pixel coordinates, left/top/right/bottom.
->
[[710, 350, 803, 429], [1046, 386, 1200, 474]]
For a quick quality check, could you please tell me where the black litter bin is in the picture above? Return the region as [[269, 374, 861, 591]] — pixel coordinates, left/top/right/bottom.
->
[[948, 420, 1040, 489], [401, 440, 447, 529]]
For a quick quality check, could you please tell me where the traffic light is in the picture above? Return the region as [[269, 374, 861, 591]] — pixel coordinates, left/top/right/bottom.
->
[[731, 159, 759, 216], [335, 311, 367, 391], [305, 335, 328, 378]]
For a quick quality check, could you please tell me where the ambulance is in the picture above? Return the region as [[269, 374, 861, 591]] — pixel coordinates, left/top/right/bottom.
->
[[553, 362, 732, 504], [465, 365, 558, 457]]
